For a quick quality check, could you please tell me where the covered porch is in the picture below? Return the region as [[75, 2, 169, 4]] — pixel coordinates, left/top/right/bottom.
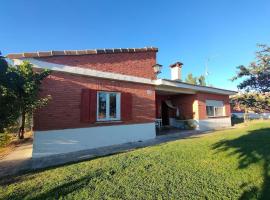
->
[[154, 79, 236, 134], [155, 85, 198, 134]]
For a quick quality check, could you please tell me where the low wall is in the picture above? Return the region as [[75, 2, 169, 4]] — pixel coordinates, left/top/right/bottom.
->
[[197, 117, 231, 131], [232, 112, 270, 119], [33, 122, 156, 158]]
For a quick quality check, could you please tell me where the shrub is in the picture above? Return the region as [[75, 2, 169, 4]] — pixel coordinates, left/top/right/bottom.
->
[[0, 132, 11, 147], [231, 114, 244, 126]]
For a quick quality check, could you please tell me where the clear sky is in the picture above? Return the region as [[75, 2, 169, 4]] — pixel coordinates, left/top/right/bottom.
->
[[1, 0, 270, 90]]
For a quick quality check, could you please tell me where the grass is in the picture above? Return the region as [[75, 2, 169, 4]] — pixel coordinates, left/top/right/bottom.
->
[[1, 121, 270, 199]]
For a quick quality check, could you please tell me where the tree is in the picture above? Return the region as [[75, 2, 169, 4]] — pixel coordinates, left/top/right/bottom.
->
[[0, 55, 20, 132], [231, 44, 270, 114], [198, 75, 206, 86], [13, 61, 51, 139], [185, 73, 197, 85], [185, 73, 207, 86], [0, 59, 51, 139]]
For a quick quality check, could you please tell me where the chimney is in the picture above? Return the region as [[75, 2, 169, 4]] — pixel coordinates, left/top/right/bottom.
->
[[170, 62, 183, 80]]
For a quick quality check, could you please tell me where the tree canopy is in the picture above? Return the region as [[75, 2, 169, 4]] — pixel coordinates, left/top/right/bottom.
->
[[232, 44, 270, 93], [0, 58, 51, 138], [0, 55, 20, 132], [198, 75, 206, 86], [231, 44, 270, 113], [185, 73, 207, 86]]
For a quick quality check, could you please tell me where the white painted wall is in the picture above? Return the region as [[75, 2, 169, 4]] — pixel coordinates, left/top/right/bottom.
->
[[197, 117, 231, 131], [169, 117, 231, 131], [33, 123, 156, 158]]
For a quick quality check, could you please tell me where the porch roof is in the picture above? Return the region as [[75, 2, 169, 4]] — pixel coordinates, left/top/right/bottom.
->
[[155, 79, 237, 95]]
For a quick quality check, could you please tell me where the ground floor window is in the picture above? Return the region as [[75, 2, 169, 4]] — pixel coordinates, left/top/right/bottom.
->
[[206, 100, 224, 117], [97, 91, 121, 121]]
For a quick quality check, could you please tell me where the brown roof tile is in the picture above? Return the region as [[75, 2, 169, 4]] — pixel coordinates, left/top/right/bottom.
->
[[6, 47, 158, 59], [37, 51, 52, 57]]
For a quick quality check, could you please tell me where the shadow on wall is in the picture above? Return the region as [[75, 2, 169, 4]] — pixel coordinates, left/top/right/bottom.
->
[[212, 128, 270, 200]]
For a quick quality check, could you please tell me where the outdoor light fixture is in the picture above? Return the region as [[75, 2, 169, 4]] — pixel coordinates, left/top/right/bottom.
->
[[152, 63, 162, 74]]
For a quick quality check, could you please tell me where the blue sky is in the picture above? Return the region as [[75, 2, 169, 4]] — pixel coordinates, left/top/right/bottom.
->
[[1, 0, 270, 90]]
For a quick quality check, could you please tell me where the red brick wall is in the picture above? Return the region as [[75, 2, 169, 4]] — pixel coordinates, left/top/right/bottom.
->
[[37, 52, 157, 80], [196, 93, 231, 120], [34, 72, 156, 131], [156, 93, 231, 120], [172, 94, 196, 119]]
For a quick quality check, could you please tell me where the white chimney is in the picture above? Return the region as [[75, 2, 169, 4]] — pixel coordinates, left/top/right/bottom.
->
[[170, 62, 183, 80]]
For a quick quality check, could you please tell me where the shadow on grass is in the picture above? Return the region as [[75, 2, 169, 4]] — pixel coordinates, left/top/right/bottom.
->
[[213, 128, 270, 200], [0, 150, 118, 187], [3, 168, 106, 200]]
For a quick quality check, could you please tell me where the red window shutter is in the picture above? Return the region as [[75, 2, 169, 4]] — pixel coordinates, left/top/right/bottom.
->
[[80, 89, 97, 123], [89, 90, 97, 123], [121, 92, 132, 121]]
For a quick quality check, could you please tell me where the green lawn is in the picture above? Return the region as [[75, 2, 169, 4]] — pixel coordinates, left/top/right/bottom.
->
[[1, 121, 270, 200]]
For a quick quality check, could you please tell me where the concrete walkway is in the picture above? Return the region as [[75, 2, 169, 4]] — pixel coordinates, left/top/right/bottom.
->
[[0, 129, 205, 177], [0, 139, 33, 177]]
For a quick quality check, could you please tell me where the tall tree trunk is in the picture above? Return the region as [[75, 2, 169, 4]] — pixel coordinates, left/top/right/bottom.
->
[[18, 109, 25, 139]]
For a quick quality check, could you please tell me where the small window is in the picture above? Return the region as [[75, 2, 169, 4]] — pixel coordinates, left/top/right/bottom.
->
[[206, 100, 224, 117], [97, 92, 120, 121]]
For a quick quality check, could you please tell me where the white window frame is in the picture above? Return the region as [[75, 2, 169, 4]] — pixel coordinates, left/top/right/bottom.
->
[[97, 91, 121, 121], [206, 100, 225, 117]]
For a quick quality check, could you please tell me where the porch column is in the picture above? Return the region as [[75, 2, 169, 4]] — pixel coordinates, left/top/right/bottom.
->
[[192, 99, 200, 120]]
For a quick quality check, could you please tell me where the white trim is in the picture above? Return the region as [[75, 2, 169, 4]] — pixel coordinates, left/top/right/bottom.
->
[[155, 79, 237, 95], [96, 91, 121, 121], [13, 58, 154, 85], [155, 85, 196, 94], [32, 122, 156, 158], [13, 58, 237, 95]]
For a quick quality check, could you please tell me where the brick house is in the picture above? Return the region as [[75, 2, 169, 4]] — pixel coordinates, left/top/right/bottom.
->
[[7, 47, 236, 157]]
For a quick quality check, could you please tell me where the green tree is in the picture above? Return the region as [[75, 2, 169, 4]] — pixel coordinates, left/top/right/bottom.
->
[[0, 59, 51, 139], [14, 61, 51, 139], [185, 73, 207, 86], [0, 55, 20, 132], [185, 73, 197, 85], [198, 75, 206, 86], [231, 44, 270, 115]]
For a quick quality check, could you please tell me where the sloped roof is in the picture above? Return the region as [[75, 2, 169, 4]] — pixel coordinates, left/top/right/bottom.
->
[[6, 47, 158, 59]]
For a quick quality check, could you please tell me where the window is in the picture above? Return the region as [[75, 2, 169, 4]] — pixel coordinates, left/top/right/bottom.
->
[[206, 100, 224, 117], [97, 92, 120, 121]]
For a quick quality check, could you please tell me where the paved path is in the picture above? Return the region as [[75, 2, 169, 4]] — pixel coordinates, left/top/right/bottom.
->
[[0, 139, 33, 177], [0, 129, 207, 177]]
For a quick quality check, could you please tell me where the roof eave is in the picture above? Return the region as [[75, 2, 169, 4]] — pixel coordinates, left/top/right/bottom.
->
[[155, 79, 237, 95]]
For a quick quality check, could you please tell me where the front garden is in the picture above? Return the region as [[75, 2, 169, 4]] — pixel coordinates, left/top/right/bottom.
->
[[0, 120, 269, 199]]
